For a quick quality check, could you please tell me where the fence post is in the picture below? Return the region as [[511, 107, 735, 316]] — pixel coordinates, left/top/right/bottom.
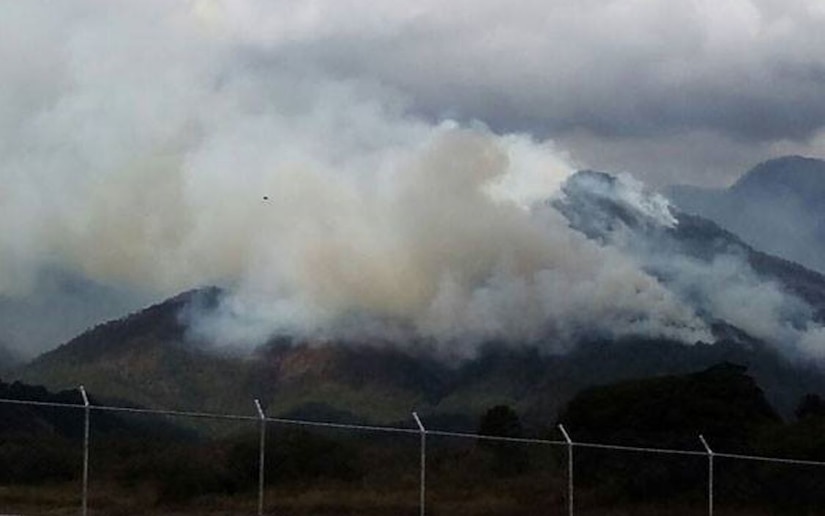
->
[[79, 385, 90, 516], [699, 434, 714, 516], [558, 424, 574, 516], [412, 412, 427, 516], [254, 399, 266, 516]]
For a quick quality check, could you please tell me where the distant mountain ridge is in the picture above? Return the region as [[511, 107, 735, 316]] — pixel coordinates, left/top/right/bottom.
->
[[732, 156, 825, 203], [0, 268, 149, 358], [0, 341, 22, 373], [668, 155, 825, 275]]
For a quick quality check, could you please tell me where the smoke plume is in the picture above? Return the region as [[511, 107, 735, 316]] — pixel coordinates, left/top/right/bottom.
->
[[0, 1, 719, 356], [558, 170, 825, 365], [6, 0, 825, 365]]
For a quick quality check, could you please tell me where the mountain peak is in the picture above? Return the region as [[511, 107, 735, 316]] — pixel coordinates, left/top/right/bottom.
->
[[732, 155, 825, 201], [556, 169, 677, 242], [668, 155, 825, 275], [26, 286, 223, 365]]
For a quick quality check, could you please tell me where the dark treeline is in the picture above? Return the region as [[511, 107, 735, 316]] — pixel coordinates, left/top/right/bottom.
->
[[3, 366, 825, 514]]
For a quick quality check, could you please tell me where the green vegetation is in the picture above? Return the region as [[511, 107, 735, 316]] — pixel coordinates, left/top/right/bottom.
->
[[558, 363, 825, 513], [6, 364, 825, 513], [476, 404, 529, 476], [15, 286, 825, 436]]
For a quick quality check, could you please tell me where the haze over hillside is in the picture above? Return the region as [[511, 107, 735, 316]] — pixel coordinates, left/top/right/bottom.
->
[[16, 169, 825, 424], [669, 156, 825, 275], [0, 269, 149, 358]]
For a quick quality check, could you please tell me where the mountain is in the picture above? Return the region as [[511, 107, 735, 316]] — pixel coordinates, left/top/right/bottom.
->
[[561, 169, 825, 319], [13, 289, 825, 427], [15, 289, 454, 423], [16, 288, 263, 415], [552, 169, 825, 412], [15, 167, 825, 427], [0, 268, 149, 358], [668, 156, 825, 275]]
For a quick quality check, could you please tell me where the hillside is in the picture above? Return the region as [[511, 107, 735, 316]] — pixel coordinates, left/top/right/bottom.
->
[[0, 268, 147, 359], [562, 168, 825, 316], [16, 290, 454, 423], [15, 168, 825, 427], [668, 156, 825, 275], [0, 378, 191, 487], [15, 289, 825, 427], [556, 364, 825, 511], [559, 362, 781, 450], [16, 288, 265, 416]]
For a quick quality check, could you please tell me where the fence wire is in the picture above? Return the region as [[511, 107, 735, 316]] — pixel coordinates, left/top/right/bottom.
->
[[1, 392, 825, 515]]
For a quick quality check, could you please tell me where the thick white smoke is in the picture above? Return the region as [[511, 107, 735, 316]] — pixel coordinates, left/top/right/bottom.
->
[[186, 128, 712, 353], [556, 170, 825, 364], [653, 253, 825, 365], [0, 1, 713, 355]]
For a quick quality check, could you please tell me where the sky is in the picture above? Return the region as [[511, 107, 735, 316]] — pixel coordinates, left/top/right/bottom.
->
[[3, 0, 825, 357], [192, 0, 825, 188]]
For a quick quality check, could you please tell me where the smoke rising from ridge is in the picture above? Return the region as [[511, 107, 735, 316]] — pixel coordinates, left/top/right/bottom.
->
[[558, 170, 825, 365], [7, 0, 825, 364], [0, 1, 718, 355]]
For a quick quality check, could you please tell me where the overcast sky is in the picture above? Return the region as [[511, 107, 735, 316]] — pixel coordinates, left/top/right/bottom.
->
[[5, 0, 825, 188], [198, 0, 825, 187]]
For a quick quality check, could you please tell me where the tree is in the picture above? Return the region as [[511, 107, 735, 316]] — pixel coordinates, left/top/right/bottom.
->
[[477, 405, 523, 440], [795, 393, 825, 421], [476, 405, 528, 476]]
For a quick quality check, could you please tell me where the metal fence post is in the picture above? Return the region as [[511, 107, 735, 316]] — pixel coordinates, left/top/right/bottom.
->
[[412, 412, 427, 516], [699, 434, 714, 516], [7, 395, 825, 514], [558, 424, 574, 516], [79, 385, 90, 516], [254, 399, 267, 516]]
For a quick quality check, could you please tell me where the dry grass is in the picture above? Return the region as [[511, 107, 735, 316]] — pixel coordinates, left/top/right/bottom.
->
[[0, 452, 819, 516], [0, 483, 80, 515], [0, 481, 806, 516]]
